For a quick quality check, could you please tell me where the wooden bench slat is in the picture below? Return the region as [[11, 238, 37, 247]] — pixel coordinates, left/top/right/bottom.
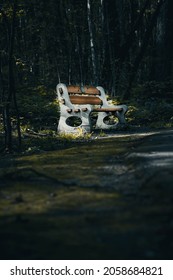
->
[[67, 86, 81, 94], [67, 85, 99, 95], [70, 95, 102, 105], [82, 86, 100, 95], [93, 107, 123, 112]]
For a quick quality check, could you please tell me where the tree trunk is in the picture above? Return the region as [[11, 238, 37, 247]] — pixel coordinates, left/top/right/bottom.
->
[[2, 0, 21, 152], [87, 0, 97, 84], [123, 0, 166, 100]]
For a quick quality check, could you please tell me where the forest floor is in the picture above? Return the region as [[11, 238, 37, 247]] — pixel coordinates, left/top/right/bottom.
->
[[0, 128, 173, 260]]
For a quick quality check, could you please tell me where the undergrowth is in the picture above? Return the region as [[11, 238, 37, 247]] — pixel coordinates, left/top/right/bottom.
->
[[1, 80, 173, 154]]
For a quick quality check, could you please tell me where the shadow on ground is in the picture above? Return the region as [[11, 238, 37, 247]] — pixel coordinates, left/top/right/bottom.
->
[[0, 129, 173, 259]]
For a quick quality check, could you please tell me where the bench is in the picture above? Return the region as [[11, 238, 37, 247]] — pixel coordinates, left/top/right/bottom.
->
[[56, 83, 128, 134]]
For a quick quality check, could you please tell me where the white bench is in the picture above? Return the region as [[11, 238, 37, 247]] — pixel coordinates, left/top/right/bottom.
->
[[56, 83, 128, 134]]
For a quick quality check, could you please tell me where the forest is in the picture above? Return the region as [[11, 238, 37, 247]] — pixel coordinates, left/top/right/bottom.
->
[[0, 0, 173, 152], [0, 0, 173, 261]]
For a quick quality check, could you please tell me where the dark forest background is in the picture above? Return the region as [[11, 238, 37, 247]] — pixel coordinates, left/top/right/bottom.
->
[[0, 0, 173, 152]]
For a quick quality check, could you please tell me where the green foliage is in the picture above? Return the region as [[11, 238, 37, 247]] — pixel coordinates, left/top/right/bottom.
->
[[23, 136, 61, 154], [58, 128, 93, 141], [15, 85, 59, 130], [1, 0, 173, 152], [98, 130, 106, 137], [133, 80, 173, 99], [126, 80, 173, 128]]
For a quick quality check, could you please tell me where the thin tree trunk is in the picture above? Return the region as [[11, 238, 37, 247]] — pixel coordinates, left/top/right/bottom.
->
[[98, 0, 105, 83], [105, 4, 116, 96], [6, 5, 15, 152], [3, 0, 21, 152], [0, 57, 6, 152], [74, 26, 83, 85], [119, 0, 151, 63], [87, 0, 97, 84], [123, 0, 166, 100]]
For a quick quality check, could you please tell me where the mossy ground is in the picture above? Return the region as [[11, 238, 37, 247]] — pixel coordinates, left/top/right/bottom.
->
[[0, 131, 173, 259], [1, 82, 173, 259]]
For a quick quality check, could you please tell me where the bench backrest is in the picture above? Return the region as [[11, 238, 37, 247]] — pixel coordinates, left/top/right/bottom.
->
[[58, 84, 103, 106], [67, 85, 99, 95]]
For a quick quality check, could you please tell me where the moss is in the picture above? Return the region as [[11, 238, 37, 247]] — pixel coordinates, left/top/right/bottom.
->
[[1, 131, 172, 259]]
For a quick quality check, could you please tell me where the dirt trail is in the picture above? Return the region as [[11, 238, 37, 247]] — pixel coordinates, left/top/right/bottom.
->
[[0, 129, 173, 259]]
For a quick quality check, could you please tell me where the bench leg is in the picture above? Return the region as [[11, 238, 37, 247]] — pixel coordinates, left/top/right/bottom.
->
[[58, 105, 92, 134], [95, 112, 118, 129], [95, 105, 128, 130]]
